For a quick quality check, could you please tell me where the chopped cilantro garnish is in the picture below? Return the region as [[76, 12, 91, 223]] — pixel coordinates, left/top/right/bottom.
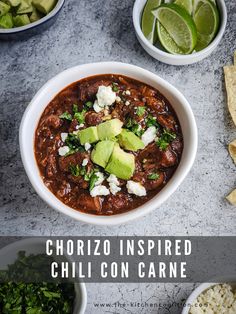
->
[[59, 112, 72, 121], [85, 101, 93, 109], [74, 109, 86, 124], [72, 104, 79, 114], [125, 118, 144, 137], [136, 106, 146, 116], [146, 114, 159, 128], [112, 82, 119, 92], [156, 129, 176, 151], [64, 133, 85, 156], [89, 173, 99, 191], [69, 164, 80, 177], [147, 173, 160, 180]]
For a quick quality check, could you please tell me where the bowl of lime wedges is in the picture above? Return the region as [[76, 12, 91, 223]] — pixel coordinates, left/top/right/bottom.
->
[[133, 0, 227, 65]]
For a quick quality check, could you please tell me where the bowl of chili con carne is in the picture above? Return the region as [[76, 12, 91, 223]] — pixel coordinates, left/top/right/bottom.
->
[[19, 62, 198, 225]]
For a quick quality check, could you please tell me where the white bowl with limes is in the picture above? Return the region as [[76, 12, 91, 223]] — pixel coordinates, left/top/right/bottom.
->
[[133, 0, 227, 65]]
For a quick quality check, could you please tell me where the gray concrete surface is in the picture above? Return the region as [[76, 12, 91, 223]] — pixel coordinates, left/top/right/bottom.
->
[[0, 0, 235, 313]]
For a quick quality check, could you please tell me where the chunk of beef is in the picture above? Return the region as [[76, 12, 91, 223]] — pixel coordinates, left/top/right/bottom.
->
[[132, 171, 165, 191], [58, 152, 86, 172], [85, 112, 103, 126], [42, 115, 62, 129], [46, 155, 57, 178], [138, 143, 162, 163], [103, 193, 130, 212], [157, 114, 177, 131], [57, 181, 71, 198], [171, 138, 183, 155], [78, 194, 102, 213], [160, 147, 177, 167], [68, 175, 89, 189], [140, 86, 156, 98], [146, 97, 165, 113], [68, 119, 79, 132], [78, 80, 110, 101]]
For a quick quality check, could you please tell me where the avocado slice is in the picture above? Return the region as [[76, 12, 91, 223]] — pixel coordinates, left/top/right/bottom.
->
[[118, 129, 145, 151], [17, 0, 33, 14], [0, 12, 13, 28], [32, 0, 57, 14], [0, 1, 10, 17], [97, 118, 123, 140], [30, 6, 43, 22], [7, 0, 21, 7], [78, 126, 99, 145], [105, 144, 135, 180], [13, 14, 30, 26], [91, 140, 115, 168]]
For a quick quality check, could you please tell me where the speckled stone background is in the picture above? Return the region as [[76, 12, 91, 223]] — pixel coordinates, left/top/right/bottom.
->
[[0, 0, 235, 313]]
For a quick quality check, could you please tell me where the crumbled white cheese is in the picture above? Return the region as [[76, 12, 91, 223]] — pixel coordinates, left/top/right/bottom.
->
[[93, 100, 102, 113], [94, 172, 105, 186], [126, 181, 146, 196], [78, 123, 84, 129], [96, 85, 116, 108], [90, 185, 110, 197], [82, 158, 89, 166], [84, 143, 91, 151], [125, 90, 131, 95], [109, 182, 121, 195], [125, 101, 130, 106], [73, 130, 79, 135], [107, 174, 120, 186], [58, 146, 70, 156], [141, 126, 157, 146], [50, 135, 54, 139], [75, 125, 79, 130], [189, 284, 236, 314], [61, 132, 68, 142], [116, 96, 121, 102]]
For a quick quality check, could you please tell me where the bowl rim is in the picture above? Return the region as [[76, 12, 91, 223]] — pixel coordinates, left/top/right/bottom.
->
[[0, 0, 65, 34], [182, 278, 236, 314], [0, 237, 87, 314], [132, 0, 227, 61], [19, 61, 198, 225]]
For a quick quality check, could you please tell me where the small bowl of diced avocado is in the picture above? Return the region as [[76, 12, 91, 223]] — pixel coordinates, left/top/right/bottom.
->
[[0, 0, 64, 39]]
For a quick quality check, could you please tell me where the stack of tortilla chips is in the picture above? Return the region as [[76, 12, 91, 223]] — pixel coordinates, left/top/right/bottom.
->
[[224, 52, 236, 205]]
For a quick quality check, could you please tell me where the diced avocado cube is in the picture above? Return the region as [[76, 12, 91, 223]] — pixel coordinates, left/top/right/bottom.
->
[[91, 140, 115, 168], [118, 129, 145, 151], [30, 6, 43, 22], [0, 1, 10, 17], [0, 13, 13, 28], [78, 126, 99, 145], [105, 144, 135, 180], [97, 118, 123, 140], [7, 0, 21, 7], [32, 0, 57, 14], [17, 0, 33, 14], [13, 14, 30, 26]]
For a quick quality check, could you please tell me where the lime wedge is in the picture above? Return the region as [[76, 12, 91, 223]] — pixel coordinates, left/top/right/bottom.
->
[[175, 0, 193, 15], [193, 0, 219, 51], [157, 21, 185, 54], [152, 4, 197, 54], [141, 0, 162, 44], [193, 0, 215, 15]]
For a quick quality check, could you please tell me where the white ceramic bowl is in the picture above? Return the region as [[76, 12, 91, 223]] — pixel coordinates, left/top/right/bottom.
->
[[19, 62, 198, 225], [0, 238, 87, 314], [133, 0, 227, 65], [182, 279, 236, 314]]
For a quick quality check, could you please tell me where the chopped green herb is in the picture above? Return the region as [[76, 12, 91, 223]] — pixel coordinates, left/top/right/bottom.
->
[[136, 106, 146, 116], [64, 133, 85, 156], [112, 82, 119, 92], [89, 173, 99, 191], [156, 129, 176, 151], [74, 109, 86, 124], [69, 164, 80, 177], [72, 104, 79, 114], [125, 118, 144, 137], [148, 173, 160, 180], [146, 114, 159, 128], [59, 112, 72, 121], [85, 101, 93, 109]]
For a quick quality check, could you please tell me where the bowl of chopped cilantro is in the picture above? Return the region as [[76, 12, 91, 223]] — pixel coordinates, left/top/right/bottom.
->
[[0, 238, 87, 313]]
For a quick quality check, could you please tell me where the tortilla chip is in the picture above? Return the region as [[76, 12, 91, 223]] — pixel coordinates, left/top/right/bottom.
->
[[224, 66, 236, 125], [226, 189, 236, 206], [229, 139, 236, 164]]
